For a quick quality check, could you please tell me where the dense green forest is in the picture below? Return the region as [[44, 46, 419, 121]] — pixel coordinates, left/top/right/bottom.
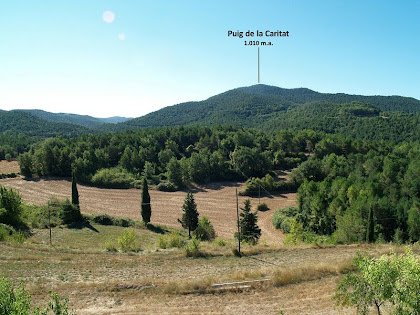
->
[[18, 109, 130, 127], [113, 85, 420, 142], [18, 126, 319, 188], [0, 110, 90, 138], [270, 139, 420, 244]]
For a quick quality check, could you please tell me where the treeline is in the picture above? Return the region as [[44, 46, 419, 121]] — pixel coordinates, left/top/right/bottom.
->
[[272, 140, 420, 243], [18, 126, 322, 189], [0, 133, 37, 160], [265, 102, 420, 143]]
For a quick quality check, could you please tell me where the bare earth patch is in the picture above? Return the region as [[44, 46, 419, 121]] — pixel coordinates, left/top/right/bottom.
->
[[0, 177, 295, 244]]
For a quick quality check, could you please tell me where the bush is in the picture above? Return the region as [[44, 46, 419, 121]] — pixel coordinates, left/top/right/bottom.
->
[[104, 240, 118, 252], [168, 231, 185, 248], [21, 200, 62, 229], [257, 203, 269, 212], [0, 224, 14, 241], [185, 236, 202, 257], [0, 185, 23, 227], [91, 167, 135, 188], [0, 277, 74, 314], [90, 214, 114, 225], [156, 235, 168, 249], [87, 214, 135, 227], [213, 237, 226, 247], [272, 206, 298, 233], [60, 200, 82, 225], [156, 231, 186, 249], [118, 228, 138, 252], [156, 182, 177, 192], [334, 250, 420, 315], [193, 216, 216, 241]]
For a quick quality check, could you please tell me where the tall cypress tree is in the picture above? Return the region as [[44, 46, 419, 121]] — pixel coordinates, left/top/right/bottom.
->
[[366, 207, 375, 243], [178, 192, 199, 238], [71, 171, 79, 208], [141, 177, 151, 224]]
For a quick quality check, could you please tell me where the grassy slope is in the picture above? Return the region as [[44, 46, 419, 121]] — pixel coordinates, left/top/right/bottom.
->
[[0, 224, 412, 314]]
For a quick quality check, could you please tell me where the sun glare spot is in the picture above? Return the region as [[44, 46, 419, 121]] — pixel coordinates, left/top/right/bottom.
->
[[118, 33, 126, 41], [102, 11, 115, 23]]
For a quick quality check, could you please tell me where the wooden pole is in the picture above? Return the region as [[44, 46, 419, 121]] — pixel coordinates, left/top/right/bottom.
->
[[48, 203, 52, 245], [236, 188, 241, 257]]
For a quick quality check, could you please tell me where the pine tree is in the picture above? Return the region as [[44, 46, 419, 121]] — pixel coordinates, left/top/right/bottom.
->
[[239, 199, 261, 245], [366, 207, 375, 243], [141, 177, 151, 224], [178, 192, 199, 238], [71, 171, 79, 208]]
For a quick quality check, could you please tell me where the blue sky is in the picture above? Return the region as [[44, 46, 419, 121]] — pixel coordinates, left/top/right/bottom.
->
[[0, 0, 419, 118]]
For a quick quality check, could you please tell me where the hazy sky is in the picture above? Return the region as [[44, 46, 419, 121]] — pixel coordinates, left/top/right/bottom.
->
[[1, 1, 419, 118]]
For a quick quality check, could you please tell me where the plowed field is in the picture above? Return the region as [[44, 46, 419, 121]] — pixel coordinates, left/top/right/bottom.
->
[[0, 177, 296, 243]]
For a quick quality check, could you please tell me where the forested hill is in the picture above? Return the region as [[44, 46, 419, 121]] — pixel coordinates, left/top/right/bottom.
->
[[0, 110, 90, 137], [17, 109, 131, 128], [114, 85, 420, 139]]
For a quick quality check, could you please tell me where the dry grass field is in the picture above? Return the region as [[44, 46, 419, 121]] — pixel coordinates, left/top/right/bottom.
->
[[0, 160, 20, 174], [0, 177, 295, 243], [1, 174, 409, 313], [1, 228, 399, 314]]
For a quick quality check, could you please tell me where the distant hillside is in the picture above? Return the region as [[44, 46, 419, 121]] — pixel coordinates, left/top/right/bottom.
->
[[98, 116, 132, 124], [17, 109, 131, 128], [0, 110, 90, 137], [117, 85, 420, 134]]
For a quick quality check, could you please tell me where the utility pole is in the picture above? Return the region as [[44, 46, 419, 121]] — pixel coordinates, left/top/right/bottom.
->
[[236, 188, 241, 257], [48, 202, 52, 245]]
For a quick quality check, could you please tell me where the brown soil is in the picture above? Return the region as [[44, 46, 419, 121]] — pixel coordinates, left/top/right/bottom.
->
[[0, 177, 296, 243]]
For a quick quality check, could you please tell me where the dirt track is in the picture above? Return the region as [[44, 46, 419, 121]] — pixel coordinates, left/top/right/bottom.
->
[[0, 177, 296, 243]]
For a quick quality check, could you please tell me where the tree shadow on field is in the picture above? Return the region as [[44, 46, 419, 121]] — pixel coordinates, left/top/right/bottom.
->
[[66, 221, 99, 232], [146, 224, 168, 234]]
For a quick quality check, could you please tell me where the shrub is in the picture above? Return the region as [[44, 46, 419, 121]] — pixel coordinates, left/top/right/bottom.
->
[[185, 236, 202, 257], [213, 237, 226, 247], [272, 206, 298, 233], [156, 235, 168, 249], [0, 277, 74, 314], [0, 185, 23, 227], [87, 214, 135, 227], [0, 223, 14, 241], [193, 216, 216, 241], [60, 200, 82, 225], [156, 231, 186, 249], [12, 231, 25, 244], [91, 167, 135, 188], [90, 214, 114, 225], [0, 278, 31, 314], [334, 250, 420, 315], [168, 231, 185, 248], [104, 240, 118, 252], [156, 182, 177, 192], [118, 228, 138, 252], [257, 203, 269, 212]]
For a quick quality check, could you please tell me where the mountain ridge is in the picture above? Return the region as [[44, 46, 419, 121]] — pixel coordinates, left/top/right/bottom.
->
[[115, 84, 420, 131]]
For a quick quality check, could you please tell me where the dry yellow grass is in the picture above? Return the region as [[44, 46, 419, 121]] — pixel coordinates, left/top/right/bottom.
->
[[0, 231, 403, 314], [0, 160, 19, 174]]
